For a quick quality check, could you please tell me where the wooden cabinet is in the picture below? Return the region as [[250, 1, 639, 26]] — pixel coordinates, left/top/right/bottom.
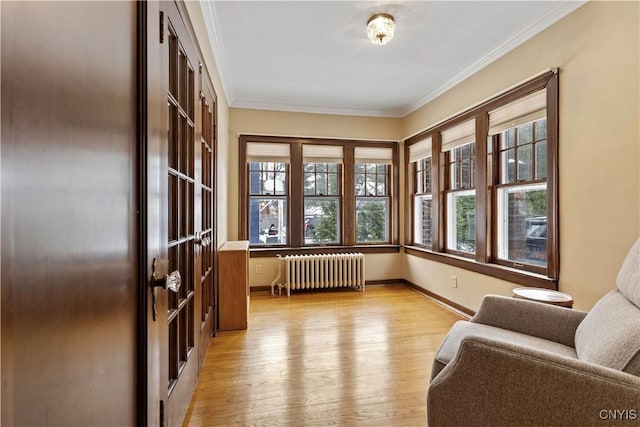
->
[[218, 241, 249, 331]]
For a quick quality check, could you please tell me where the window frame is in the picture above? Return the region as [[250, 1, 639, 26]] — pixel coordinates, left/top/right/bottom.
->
[[303, 161, 342, 246], [355, 162, 391, 244], [413, 156, 433, 248], [404, 69, 559, 288], [239, 135, 399, 255]]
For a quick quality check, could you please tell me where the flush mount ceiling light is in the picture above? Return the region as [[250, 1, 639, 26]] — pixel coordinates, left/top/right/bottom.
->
[[367, 13, 395, 45]]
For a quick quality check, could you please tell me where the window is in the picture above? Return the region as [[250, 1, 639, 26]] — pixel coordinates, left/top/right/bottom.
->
[[240, 136, 398, 252], [443, 119, 476, 256], [303, 145, 343, 245], [355, 147, 393, 243], [409, 137, 433, 246], [491, 89, 548, 272], [246, 142, 289, 246], [404, 70, 559, 286]]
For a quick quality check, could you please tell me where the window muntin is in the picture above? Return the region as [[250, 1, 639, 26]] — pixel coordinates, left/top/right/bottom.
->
[[499, 119, 547, 184], [449, 143, 476, 190], [356, 163, 390, 243], [304, 162, 341, 245], [248, 162, 288, 246]]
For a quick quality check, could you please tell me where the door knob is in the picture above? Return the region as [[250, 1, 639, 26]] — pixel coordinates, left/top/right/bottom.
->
[[152, 258, 181, 292], [151, 258, 181, 322]]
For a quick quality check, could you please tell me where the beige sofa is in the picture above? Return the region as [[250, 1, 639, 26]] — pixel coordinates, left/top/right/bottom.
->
[[427, 240, 640, 426]]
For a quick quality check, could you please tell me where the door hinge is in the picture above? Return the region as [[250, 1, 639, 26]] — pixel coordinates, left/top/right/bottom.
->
[[159, 11, 164, 44]]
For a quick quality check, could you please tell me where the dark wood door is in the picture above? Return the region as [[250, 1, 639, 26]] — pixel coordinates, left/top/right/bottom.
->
[[198, 72, 217, 366], [1, 2, 139, 426], [154, 2, 205, 425]]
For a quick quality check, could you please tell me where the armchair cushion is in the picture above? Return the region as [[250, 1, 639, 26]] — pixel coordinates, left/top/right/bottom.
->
[[575, 290, 640, 376], [470, 295, 587, 347], [432, 320, 577, 379], [617, 239, 640, 308]]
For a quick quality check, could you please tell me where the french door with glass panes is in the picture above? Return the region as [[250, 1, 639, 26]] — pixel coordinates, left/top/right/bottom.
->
[[157, 2, 216, 424]]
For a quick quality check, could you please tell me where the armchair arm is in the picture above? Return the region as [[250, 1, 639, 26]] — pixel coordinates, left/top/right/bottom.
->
[[471, 294, 587, 347], [428, 336, 640, 426]]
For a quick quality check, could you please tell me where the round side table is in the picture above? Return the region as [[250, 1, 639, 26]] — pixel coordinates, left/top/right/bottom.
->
[[512, 287, 573, 308]]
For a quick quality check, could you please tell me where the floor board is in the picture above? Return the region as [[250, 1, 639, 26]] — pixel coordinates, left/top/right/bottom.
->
[[182, 284, 464, 426]]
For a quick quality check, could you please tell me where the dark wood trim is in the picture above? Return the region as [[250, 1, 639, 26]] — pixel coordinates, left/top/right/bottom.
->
[[474, 111, 488, 263], [403, 143, 412, 245], [249, 285, 272, 294], [404, 246, 557, 289], [433, 132, 444, 252], [547, 71, 560, 280], [136, 3, 149, 426], [365, 279, 404, 286], [401, 279, 474, 318], [238, 134, 396, 147], [344, 145, 356, 245], [250, 245, 401, 258], [391, 144, 400, 245], [238, 137, 248, 240], [290, 141, 303, 247]]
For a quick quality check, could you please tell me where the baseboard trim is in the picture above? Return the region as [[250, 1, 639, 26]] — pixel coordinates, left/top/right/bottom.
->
[[250, 280, 475, 319], [365, 279, 405, 287], [250, 285, 272, 294], [401, 279, 474, 319]]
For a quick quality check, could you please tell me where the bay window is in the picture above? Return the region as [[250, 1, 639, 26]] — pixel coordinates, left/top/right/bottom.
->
[[404, 69, 559, 286]]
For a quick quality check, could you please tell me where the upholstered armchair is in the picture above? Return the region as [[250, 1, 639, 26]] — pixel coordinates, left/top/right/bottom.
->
[[427, 240, 640, 426]]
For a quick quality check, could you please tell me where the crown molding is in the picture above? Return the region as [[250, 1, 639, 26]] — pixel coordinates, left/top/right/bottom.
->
[[230, 99, 405, 118], [400, 1, 587, 117], [199, 1, 233, 106]]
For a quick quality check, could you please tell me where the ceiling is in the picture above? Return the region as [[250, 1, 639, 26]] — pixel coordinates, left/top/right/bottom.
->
[[200, 1, 585, 118]]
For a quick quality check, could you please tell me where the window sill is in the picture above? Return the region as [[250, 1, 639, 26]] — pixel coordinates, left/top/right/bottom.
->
[[403, 245, 557, 289], [250, 245, 400, 258]]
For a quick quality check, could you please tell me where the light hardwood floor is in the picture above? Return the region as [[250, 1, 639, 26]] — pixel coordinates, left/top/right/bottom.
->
[[183, 284, 465, 427]]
